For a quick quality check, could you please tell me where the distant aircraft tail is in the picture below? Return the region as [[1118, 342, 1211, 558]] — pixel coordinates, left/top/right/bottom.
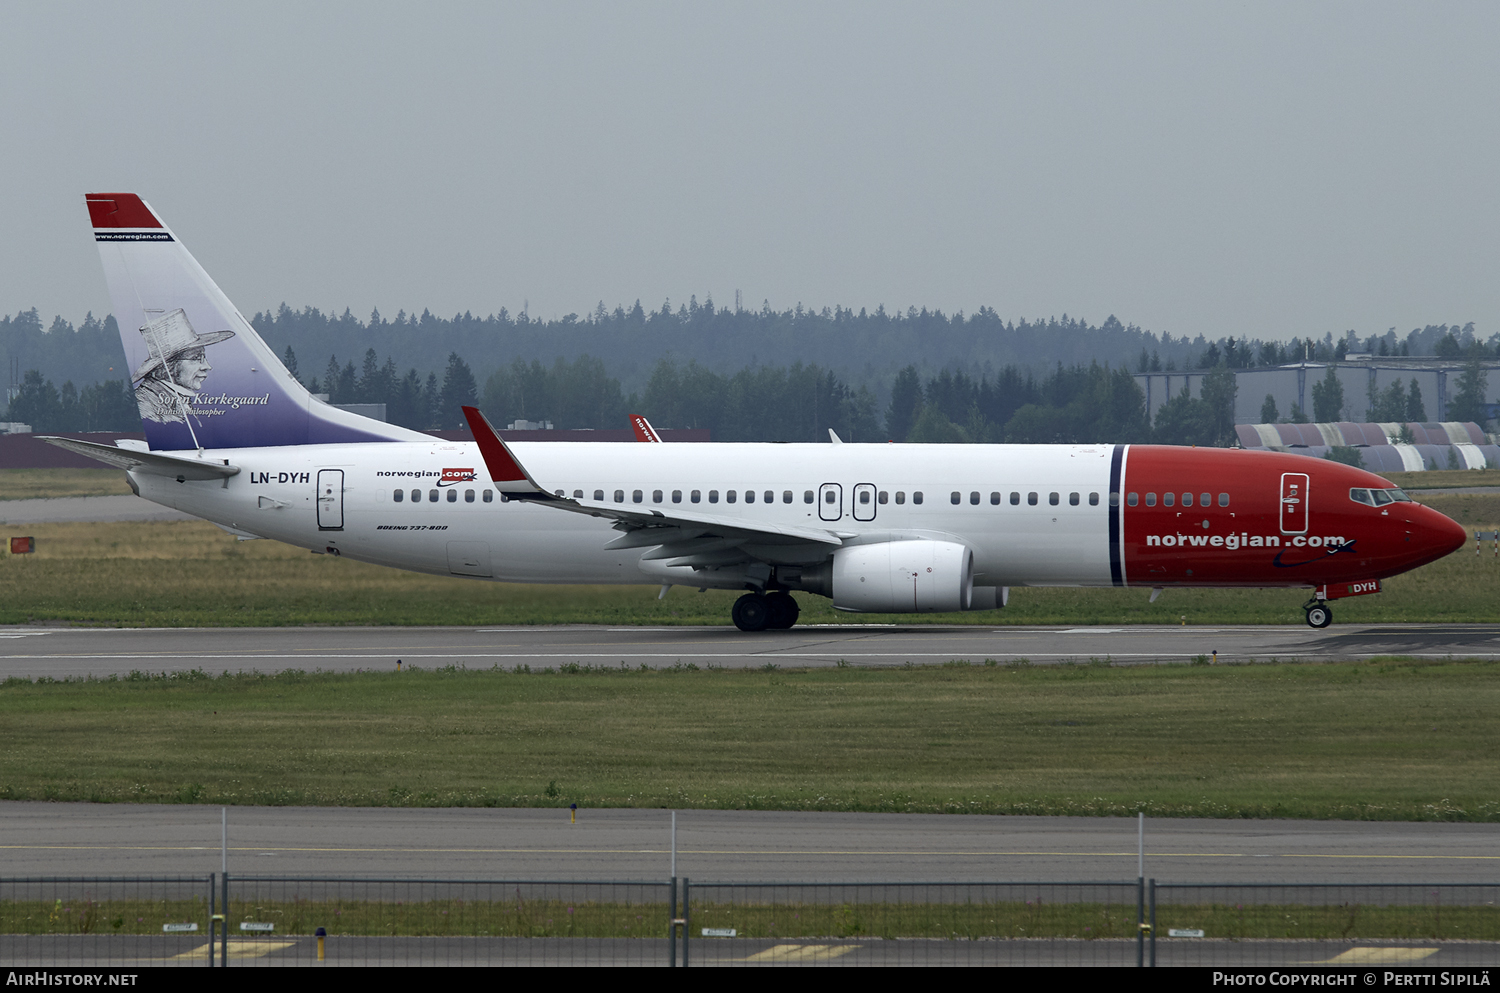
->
[[86, 193, 430, 451], [630, 414, 663, 442]]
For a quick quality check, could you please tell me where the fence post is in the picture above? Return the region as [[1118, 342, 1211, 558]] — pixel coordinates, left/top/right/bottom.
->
[[1136, 875, 1144, 967], [682, 877, 690, 968], [221, 872, 230, 967], [1149, 879, 1157, 967], [669, 876, 677, 967], [208, 873, 216, 968]]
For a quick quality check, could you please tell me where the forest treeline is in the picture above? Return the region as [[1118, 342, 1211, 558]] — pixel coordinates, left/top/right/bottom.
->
[[5, 301, 1495, 440], [4, 301, 1495, 397]]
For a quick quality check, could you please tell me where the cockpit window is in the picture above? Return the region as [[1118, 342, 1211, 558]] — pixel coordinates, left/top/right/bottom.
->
[[1349, 488, 1374, 506], [1370, 489, 1393, 506], [1388, 488, 1412, 502]]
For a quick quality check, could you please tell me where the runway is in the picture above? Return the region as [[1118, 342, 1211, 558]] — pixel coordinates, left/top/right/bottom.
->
[[2, 802, 1496, 884], [2, 622, 1500, 679]]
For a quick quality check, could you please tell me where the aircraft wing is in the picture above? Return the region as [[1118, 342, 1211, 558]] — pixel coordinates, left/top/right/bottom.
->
[[462, 406, 843, 556], [36, 436, 240, 480]]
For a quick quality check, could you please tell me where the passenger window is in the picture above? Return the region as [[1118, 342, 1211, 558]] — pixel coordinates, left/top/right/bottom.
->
[[745, 490, 755, 503], [447, 489, 458, 502], [554, 490, 564, 498], [1163, 492, 1174, 507], [614, 490, 624, 503], [1218, 493, 1229, 507], [765, 491, 775, 504], [631, 490, 642, 503], [990, 492, 1000, 505], [593, 489, 604, 501], [1145, 492, 1156, 507], [879, 491, 889, 504], [709, 490, 719, 504], [1127, 492, 1138, 507], [573, 489, 583, 499], [673, 490, 683, 504], [1200, 492, 1211, 507], [1089, 492, 1099, 506], [951, 491, 961, 505], [1182, 493, 1193, 507], [1049, 492, 1060, 506], [1069, 492, 1079, 506], [803, 490, 814, 504], [895, 492, 906, 505], [1010, 492, 1020, 506], [428, 490, 438, 502], [393, 489, 403, 502], [652, 490, 663, 503], [913, 491, 924, 505], [825, 490, 836, 504], [860, 490, 871, 504], [465, 489, 475, 503], [1109, 492, 1120, 507], [783, 491, 793, 503], [483, 490, 494, 503], [691, 490, 702, 503], [727, 490, 737, 504], [970, 491, 980, 505], [411, 489, 421, 503], [1028, 492, 1038, 506]]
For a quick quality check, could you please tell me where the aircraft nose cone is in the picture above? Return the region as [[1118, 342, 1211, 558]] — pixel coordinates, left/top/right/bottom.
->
[[1419, 505, 1468, 557]]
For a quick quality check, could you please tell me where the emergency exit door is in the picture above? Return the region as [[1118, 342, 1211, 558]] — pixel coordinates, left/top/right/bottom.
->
[[317, 469, 344, 530], [1279, 473, 1308, 534]]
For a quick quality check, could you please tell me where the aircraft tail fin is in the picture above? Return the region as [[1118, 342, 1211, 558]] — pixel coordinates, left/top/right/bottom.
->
[[86, 193, 429, 451], [630, 414, 663, 442]]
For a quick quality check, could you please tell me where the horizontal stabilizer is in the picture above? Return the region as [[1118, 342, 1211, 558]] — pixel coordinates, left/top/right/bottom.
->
[[36, 436, 239, 480]]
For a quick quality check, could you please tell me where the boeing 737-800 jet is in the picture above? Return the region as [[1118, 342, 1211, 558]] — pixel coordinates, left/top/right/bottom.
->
[[43, 193, 1468, 631]]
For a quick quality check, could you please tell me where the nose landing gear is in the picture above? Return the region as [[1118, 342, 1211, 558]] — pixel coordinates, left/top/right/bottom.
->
[[731, 592, 800, 631], [1304, 600, 1333, 629]]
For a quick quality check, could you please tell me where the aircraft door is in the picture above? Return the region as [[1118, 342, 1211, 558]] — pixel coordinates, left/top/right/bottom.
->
[[818, 483, 843, 522], [852, 482, 877, 522], [1280, 473, 1309, 534], [317, 469, 344, 530]]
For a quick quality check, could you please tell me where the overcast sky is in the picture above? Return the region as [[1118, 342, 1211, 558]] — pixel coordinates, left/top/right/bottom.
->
[[4, 1, 1496, 344]]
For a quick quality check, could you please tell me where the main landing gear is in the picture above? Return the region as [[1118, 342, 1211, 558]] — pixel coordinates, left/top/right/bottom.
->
[[732, 591, 801, 632], [1303, 599, 1333, 629]]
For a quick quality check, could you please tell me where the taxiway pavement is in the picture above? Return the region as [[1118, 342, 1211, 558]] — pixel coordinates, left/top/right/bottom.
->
[[2, 803, 1496, 884], [2, 623, 1499, 680]]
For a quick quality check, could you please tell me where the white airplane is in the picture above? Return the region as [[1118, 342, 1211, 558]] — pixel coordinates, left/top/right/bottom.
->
[[44, 194, 1468, 631]]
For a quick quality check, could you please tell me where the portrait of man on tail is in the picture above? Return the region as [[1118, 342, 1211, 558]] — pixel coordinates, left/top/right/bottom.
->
[[131, 309, 235, 424]]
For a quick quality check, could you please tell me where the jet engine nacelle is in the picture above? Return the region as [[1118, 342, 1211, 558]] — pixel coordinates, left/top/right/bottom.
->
[[831, 539, 973, 613]]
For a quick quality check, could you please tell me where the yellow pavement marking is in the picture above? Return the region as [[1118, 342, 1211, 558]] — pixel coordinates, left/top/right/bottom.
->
[[1321, 947, 1439, 964], [741, 943, 858, 962], [0, 844, 1494, 860], [166, 939, 296, 961]]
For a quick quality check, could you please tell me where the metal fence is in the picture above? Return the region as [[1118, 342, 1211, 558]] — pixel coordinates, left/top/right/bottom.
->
[[2, 875, 1497, 967], [1148, 882, 1500, 969]]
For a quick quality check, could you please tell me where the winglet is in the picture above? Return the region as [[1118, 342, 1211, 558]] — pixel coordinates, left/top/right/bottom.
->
[[462, 405, 550, 496], [631, 414, 663, 443]]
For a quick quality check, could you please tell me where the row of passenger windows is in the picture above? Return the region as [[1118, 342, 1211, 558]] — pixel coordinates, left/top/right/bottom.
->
[[1126, 491, 1231, 507], [394, 488, 494, 503], [390, 487, 1107, 508]]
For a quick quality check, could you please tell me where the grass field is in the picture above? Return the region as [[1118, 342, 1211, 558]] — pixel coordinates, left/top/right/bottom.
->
[[0, 660, 1497, 820], [2, 492, 1497, 626], [0, 468, 134, 500], [6, 894, 1494, 940]]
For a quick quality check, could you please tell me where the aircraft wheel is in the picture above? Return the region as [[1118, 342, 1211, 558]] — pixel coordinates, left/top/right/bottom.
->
[[732, 593, 770, 632], [765, 592, 800, 630], [1305, 603, 1333, 629]]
